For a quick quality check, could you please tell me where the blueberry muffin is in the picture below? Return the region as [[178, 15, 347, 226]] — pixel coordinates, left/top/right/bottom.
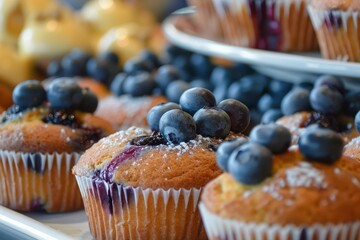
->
[[308, 0, 360, 62], [200, 124, 360, 240], [0, 79, 114, 212], [73, 88, 250, 239]]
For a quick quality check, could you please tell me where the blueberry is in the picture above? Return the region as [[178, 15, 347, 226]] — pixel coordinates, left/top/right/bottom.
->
[[99, 51, 119, 65], [344, 90, 360, 116], [216, 138, 248, 172], [298, 127, 344, 164], [190, 79, 214, 91], [281, 88, 311, 115], [172, 56, 193, 79], [227, 74, 269, 108], [123, 58, 153, 75], [165, 80, 191, 103], [355, 111, 360, 133], [163, 44, 188, 61], [62, 49, 91, 77], [310, 86, 343, 114], [193, 107, 231, 138], [293, 81, 314, 91], [315, 75, 345, 95], [47, 78, 83, 110], [210, 67, 233, 87], [190, 54, 213, 79], [213, 85, 228, 104], [155, 65, 181, 91], [261, 109, 283, 124], [110, 73, 127, 96], [123, 72, 156, 97], [269, 80, 293, 97], [147, 102, 181, 131], [77, 89, 98, 113], [47, 60, 63, 77], [26, 153, 44, 174], [43, 110, 77, 127], [86, 58, 119, 85], [257, 94, 282, 112], [13, 80, 47, 109], [231, 63, 253, 79], [228, 142, 273, 185], [159, 109, 196, 144], [249, 123, 291, 154], [139, 49, 161, 68], [180, 87, 216, 115], [218, 99, 250, 133]]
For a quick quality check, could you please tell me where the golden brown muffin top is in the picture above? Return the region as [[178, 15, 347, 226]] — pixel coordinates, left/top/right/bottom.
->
[[310, 0, 360, 10], [0, 107, 114, 153], [202, 150, 360, 225], [73, 127, 238, 190]]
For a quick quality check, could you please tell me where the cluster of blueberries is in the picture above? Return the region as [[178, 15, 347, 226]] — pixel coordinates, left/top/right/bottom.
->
[[216, 123, 344, 185], [146, 87, 250, 144], [110, 46, 360, 130], [47, 50, 121, 86], [8, 79, 98, 126], [47, 46, 360, 130], [12, 78, 98, 113]]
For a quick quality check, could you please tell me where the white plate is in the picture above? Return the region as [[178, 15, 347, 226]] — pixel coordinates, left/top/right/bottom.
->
[[162, 8, 360, 79], [0, 206, 92, 240]]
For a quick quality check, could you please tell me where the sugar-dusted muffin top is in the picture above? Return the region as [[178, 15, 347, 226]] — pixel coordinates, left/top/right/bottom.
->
[[0, 78, 115, 153], [310, 0, 360, 10], [202, 149, 360, 225], [73, 127, 236, 189], [95, 95, 166, 130], [0, 107, 114, 153]]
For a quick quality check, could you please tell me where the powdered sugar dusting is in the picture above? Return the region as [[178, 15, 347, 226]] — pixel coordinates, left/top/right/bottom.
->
[[164, 134, 218, 158], [285, 162, 327, 189], [344, 137, 360, 158]]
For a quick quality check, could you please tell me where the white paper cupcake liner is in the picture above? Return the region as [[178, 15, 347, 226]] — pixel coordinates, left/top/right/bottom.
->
[[76, 176, 206, 240], [308, 6, 360, 62], [0, 150, 82, 212], [199, 203, 360, 240], [210, 0, 317, 51]]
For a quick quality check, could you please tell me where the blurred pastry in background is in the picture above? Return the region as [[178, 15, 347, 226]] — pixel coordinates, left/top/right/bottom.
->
[[0, 42, 31, 88]]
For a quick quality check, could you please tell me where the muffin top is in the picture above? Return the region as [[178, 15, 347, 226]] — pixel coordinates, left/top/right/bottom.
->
[[310, 0, 360, 10], [0, 78, 114, 153], [202, 151, 360, 225], [75, 88, 251, 189], [73, 127, 235, 189], [0, 107, 113, 153], [202, 122, 360, 226]]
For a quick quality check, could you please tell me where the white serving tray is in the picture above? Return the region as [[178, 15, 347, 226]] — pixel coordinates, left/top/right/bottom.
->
[[163, 7, 360, 81], [0, 206, 91, 240]]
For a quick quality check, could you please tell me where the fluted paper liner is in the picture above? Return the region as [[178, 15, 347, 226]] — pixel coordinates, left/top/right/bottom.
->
[[199, 203, 360, 240], [208, 0, 317, 51], [76, 176, 206, 240], [308, 6, 360, 62], [0, 150, 83, 212]]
